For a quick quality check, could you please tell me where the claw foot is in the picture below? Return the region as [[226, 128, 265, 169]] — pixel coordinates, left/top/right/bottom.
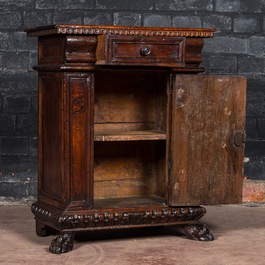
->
[[183, 224, 214, 241], [49, 233, 75, 254]]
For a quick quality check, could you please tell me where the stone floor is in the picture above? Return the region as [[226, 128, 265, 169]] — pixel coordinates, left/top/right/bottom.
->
[[0, 204, 265, 265]]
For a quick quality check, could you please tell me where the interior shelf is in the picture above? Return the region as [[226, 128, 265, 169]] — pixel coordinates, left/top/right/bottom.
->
[[94, 196, 167, 209], [94, 130, 166, 141]]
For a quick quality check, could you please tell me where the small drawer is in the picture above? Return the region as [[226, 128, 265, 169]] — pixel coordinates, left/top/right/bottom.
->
[[96, 35, 185, 66]]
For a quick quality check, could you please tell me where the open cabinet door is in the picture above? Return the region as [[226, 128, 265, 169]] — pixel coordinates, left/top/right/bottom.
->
[[168, 75, 246, 206]]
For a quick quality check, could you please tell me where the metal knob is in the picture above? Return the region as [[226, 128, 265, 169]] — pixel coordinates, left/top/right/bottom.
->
[[140, 46, 151, 56]]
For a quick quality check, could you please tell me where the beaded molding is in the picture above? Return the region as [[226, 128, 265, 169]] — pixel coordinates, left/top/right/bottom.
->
[[27, 25, 215, 38]]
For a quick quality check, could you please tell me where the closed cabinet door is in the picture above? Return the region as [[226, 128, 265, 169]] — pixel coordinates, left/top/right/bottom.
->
[[168, 75, 246, 206]]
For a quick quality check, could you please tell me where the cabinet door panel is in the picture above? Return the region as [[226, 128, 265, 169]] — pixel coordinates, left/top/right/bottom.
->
[[169, 75, 246, 206]]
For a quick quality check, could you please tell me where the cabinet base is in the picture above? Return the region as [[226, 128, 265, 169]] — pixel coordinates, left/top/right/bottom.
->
[[32, 202, 213, 254]]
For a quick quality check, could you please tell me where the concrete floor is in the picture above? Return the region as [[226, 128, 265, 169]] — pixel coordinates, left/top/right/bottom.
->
[[0, 204, 265, 265]]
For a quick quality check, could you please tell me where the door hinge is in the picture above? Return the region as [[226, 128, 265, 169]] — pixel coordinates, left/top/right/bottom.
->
[[169, 74, 173, 95]]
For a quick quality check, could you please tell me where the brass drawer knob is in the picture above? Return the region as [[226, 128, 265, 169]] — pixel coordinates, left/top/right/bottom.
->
[[140, 46, 151, 56]]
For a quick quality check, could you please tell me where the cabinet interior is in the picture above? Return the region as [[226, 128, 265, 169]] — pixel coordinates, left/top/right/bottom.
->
[[94, 70, 168, 206]]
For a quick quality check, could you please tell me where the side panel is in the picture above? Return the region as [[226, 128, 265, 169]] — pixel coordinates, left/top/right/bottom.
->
[[38, 72, 64, 208], [169, 75, 246, 206]]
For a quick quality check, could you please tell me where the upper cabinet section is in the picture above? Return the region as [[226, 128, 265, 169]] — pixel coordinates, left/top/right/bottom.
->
[[26, 24, 215, 72]]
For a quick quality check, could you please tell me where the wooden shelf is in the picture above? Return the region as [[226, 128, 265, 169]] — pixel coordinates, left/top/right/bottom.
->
[[94, 130, 166, 141], [94, 196, 167, 209]]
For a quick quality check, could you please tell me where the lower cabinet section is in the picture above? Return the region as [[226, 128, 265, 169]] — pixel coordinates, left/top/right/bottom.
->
[[33, 71, 246, 254]]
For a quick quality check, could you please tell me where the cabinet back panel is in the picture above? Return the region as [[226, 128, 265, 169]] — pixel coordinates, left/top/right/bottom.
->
[[94, 179, 155, 199], [95, 122, 154, 134], [94, 141, 166, 199], [94, 71, 167, 131]]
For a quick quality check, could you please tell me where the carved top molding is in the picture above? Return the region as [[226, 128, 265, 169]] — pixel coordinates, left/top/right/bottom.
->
[[26, 24, 216, 38]]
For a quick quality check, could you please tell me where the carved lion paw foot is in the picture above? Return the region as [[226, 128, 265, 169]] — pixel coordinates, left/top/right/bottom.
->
[[49, 233, 75, 254], [183, 224, 214, 241]]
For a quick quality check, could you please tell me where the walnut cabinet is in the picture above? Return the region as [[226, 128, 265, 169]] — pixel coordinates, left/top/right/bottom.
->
[[26, 25, 246, 254]]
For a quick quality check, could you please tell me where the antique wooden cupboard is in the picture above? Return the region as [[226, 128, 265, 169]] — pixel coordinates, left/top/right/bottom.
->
[[26, 25, 246, 254]]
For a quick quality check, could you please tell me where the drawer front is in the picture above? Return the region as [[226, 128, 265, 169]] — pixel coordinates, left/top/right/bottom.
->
[[106, 36, 185, 66]]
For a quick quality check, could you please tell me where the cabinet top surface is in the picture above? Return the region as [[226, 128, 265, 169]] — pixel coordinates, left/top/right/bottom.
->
[[26, 24, 216, 38]]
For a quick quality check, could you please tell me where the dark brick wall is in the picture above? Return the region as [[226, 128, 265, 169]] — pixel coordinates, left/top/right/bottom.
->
[[0, 0, 264, 200]]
